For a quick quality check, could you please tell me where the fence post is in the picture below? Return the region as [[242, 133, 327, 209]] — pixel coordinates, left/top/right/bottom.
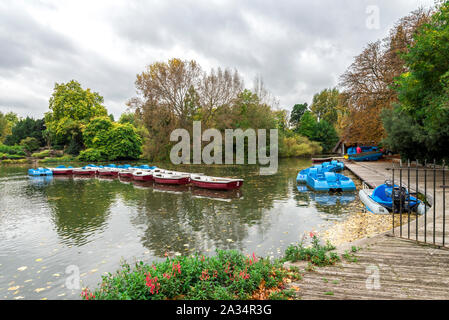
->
[[392, 164, 395, 234], [416, 159, 419, 242]]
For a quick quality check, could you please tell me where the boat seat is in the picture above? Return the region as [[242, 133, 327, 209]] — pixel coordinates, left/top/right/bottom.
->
[[324, 172, 337, 182]]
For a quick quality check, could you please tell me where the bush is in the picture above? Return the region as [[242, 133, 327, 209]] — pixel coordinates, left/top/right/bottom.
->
[[1, 158, 29, 164], [279, 134, 322, 158], [38, 155, 74, 163], [80, 117, 142, 161], [20, 137, 40, 152], [0, 144, 26, 156], [6, 154, 25, 159], [82, 250, 289, 300], [77, 148, 108, 162], [31, 150, 51, 159], [283, 234, 339, 267]]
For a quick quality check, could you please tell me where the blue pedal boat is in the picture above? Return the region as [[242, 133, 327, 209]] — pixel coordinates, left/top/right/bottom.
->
[[28, 167, 53, 176], [306, 168, 356, 192], [359, 181, 426, 214], [296, 160, 345, 183]]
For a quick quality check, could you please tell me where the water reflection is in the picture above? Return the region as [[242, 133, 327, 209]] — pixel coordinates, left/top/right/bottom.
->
[[43, 178, 114, 246]]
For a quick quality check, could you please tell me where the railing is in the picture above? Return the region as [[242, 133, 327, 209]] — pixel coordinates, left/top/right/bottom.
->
[[388, 160, 447, 248]]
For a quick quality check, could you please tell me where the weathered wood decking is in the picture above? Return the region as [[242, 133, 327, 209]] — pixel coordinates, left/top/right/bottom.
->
[[288, 236, 449, 300], [287, 160, 449, 300]]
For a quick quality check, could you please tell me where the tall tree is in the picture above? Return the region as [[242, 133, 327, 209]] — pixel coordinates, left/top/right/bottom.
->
[[44, 80, 107, 152], [340, 8, 431, 144], [383, 2, 449, 160], [0, 112, 19, 143], [4, 117, 46, 146], [289, 103, 308, 128], [310, 88, 340, 125]]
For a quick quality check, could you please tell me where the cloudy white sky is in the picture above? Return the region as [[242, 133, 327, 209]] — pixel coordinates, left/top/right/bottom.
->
[[0, 0, 436, 119]]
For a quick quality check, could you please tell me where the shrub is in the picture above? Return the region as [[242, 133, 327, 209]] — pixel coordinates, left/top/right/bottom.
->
[[31, 150, 51, 159], [0, 144, 26, 156], [39, 155, 74, 163], [279, 134, 322, 157], [82, 250, 289, 300], [6, 154, 25, 159], [283, 233, 339, 267], [77, 148, 108, 162], [0, 159, 29, 164], [20, 137, 40, 152], [82, 117, 142, 161]]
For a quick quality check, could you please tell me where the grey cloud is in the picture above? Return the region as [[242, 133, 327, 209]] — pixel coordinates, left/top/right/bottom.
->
[[0, 0, 436, 118]]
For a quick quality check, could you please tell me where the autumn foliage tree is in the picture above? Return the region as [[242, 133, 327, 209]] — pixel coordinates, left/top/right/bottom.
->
[[339, 8, 431, 145]]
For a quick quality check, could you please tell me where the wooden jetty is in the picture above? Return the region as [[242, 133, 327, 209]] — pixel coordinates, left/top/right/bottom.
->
[[287, 159, 449, 300]]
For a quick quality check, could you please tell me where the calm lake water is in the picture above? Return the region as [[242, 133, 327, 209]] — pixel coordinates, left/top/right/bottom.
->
[[0, 159, 361, 299]]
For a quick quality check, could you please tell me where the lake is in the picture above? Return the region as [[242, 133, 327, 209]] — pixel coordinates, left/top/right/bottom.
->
[[0, 159, 362, 299]]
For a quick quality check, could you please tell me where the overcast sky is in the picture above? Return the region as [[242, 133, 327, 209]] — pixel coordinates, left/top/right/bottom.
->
[[0, 0, 436, 119]]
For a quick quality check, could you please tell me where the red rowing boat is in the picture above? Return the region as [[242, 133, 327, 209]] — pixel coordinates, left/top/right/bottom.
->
[[50, 167, 73, 175], [132, 170, 153, 181], [190, 175, 243, 190], [118, 169, 134, 178], [153, 173, 190, 185], [73, 168, 97, 175], [98, 168, 119, 177]]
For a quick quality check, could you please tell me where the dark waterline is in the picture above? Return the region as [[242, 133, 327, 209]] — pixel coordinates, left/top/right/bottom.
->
[[0, 159, 362, 299]]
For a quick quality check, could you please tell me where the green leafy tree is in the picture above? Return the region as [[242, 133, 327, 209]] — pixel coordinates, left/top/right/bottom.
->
[[118, 112, 137, 126], [296, 111, 317, 138], [20, 137, 41, 153], [383, 2, 449, 160], [45, 80, 107, 151], [4, 117, 46, 146], [289, 103, 308, 128], [0, 112, 19, 142], [79, 116, 142, 161], [310, 120, 340, 153], [310, 88, 339, 125]]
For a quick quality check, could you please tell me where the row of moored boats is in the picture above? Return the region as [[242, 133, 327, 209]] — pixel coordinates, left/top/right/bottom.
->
[[28, 165, 244, 191]]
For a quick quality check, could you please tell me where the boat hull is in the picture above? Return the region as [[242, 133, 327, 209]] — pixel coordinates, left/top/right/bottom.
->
[[348, 151, 383, 162], [73, 170, 97, 175], [306, 172, 356, 192], [51, 169, 73, 175], [132, 174, 153, 181], [98, 171, 119, 177], [191, 179, 243, 190], [119, 172, 133, 178], [154, 176, 190, 185]]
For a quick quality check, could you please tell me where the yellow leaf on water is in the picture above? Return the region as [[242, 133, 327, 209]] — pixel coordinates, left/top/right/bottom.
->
[[34, 288, 45, 293], [8, 286, 20, 291], [35, 258, 42, 262], [17, 266, 27, 271]]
